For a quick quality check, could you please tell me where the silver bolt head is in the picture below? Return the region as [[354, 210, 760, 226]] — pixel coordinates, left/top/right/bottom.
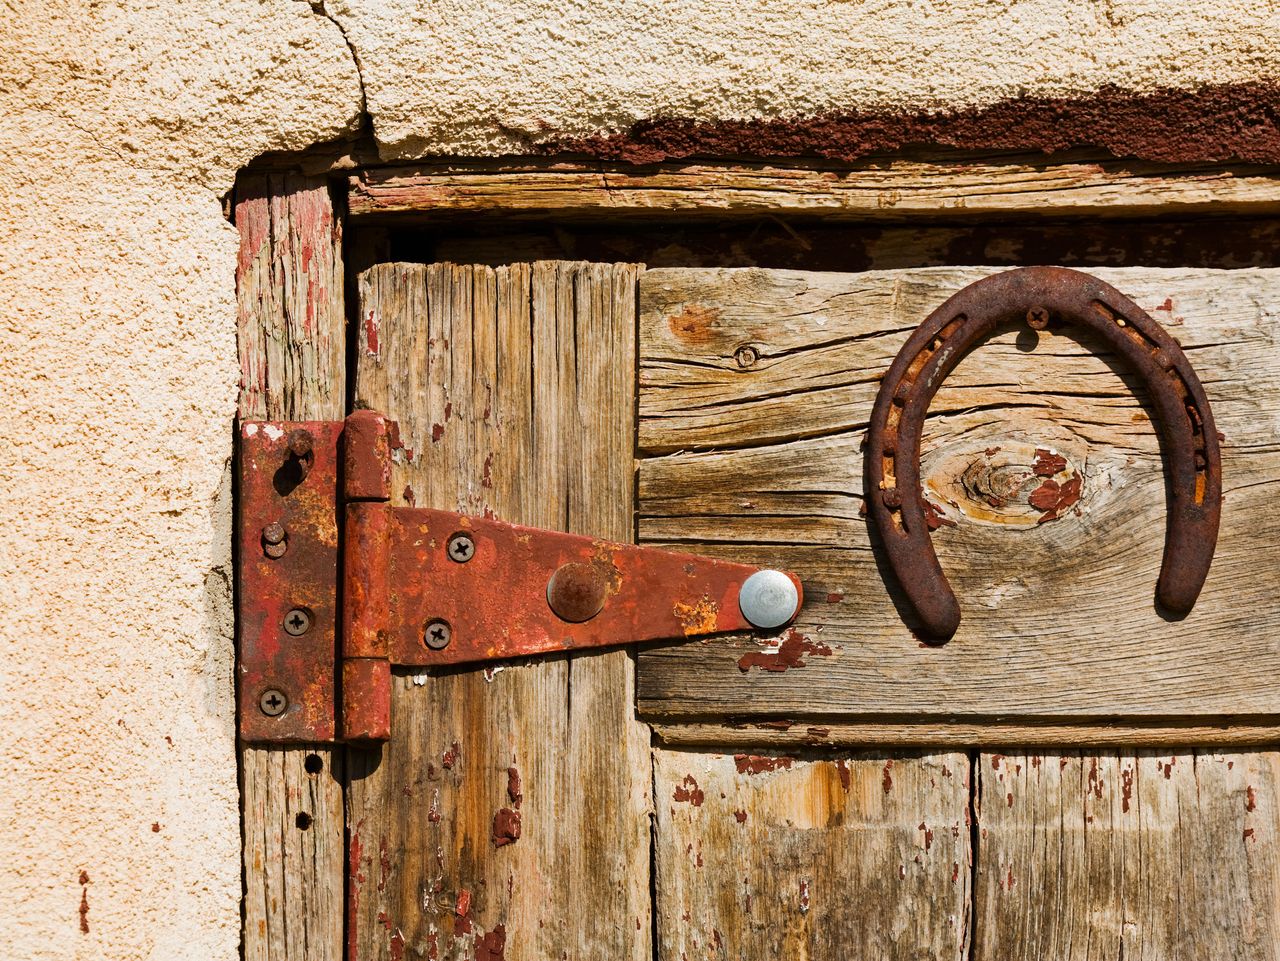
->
[[424, 619, 452, 650], [283, 608, 312, 636], [738, 570, 800, 629], [259, 689, 288, 717]]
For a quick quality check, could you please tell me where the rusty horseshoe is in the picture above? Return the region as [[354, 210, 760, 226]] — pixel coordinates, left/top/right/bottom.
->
[[865, 266, 1221, 641]]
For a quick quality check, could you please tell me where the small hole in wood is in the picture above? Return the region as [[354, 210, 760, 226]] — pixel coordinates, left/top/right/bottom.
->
[[295, 812, 313, 830], [303, 753, 323, 775]]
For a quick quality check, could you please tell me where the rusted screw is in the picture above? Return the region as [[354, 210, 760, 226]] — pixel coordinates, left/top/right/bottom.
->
[[262, 522, 287, 559], [287, 430, 313, 459], [881, 486, 902, 510], [424, 619, 452, 650], [259, 689, 288, 717], [447, 533, 475, 563], [1026, 306, 1051, 331], [283, 608, 312, 636], [734, 345, 759, 369]]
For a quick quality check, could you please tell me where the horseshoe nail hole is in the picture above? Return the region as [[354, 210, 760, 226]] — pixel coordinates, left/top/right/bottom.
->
[[295, 812, 313, 831], [303, 754, 324, 775], [1015, 328, 1040, 353]]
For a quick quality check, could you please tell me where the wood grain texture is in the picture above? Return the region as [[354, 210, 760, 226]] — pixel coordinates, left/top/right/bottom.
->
[[347, 262, 651, 960], [635, 266, 1280, 722], [349, 158, 1280, 222], [236, 172, 346, 961], [654, 748, 972, 959], [973, 751, 1280, 959]]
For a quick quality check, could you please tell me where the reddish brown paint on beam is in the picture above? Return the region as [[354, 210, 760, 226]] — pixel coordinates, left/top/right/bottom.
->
[[545, 83, 1280, 165]]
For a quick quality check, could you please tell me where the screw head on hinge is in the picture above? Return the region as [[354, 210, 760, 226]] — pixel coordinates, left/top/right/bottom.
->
[[259, 688, 288, 717], [738, 570, 801, 630], [283, 608, 312, 636], [447, 533, 475, 563], [424, 619, 452, 650]]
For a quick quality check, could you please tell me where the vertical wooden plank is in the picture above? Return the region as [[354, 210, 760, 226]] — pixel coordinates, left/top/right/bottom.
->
[[653, 749, 972, 959], [973, 750, 1280, 959], [237, 171, 346, 961], [348, 261, 651, 960]]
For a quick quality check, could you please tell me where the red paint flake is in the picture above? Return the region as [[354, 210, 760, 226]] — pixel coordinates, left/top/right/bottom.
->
[[389, 930, 405, 961], [952, 862, 961, 883], [798, 879, 811, 914], [713, 929, 723, 949], [454, 889, 473, 935], [377, 911, 390, 930], [1088, 758, 1103, 799], [507, 766, 523, 808], [364, 310, 380, 356], [883, 760, 894, 794], [1060, 757, 1070, 770], [1247, 786, 1257, 812], [1156, 297, 1174, 312], [492, 808, 522, 847], [826, 592, 845, 603], [482, 453, 494, 489], [1030, 756, 1042, 769], [1245, 828, 1257, 842], [990, 755, 1003, 770], [1006, 868, 1016, 891], [151, 823, 160, 833], [1006, 792, 1014, 808], [836, 759, 851, 792], [403, 485, 416, 507], [984, 446, 1002, 456], [444, 402, 453, 422], [475, 926, 507, 961], [426, 932, 439, 960], [1033, 448, 1068, 477], [1121, 768, 1134, 813], [734, 810, 748, 823], [1030, 471, 1083, 523], [806, 726, 831, 742], [941, 764, 952, 778], [898, 864, 906, 881], [431, 423, 445, 443], [1162, 758, 1175, 779], [442, 742, 460, 770], [920, 822, 934, 851], [428, 788, 442, 823], [756, 720, 794, 730], [78, 872, 90, 934], [736, 628, 833, 673], [734, 754, 795, 775], [673, 775, 705, 806]]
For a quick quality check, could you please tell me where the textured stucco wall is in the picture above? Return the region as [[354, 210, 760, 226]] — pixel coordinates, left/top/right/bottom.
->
[[1, 2, 1276, 958]]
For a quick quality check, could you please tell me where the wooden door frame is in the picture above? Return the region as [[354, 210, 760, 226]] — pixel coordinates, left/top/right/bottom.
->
[[236, 156, 1280, 961]]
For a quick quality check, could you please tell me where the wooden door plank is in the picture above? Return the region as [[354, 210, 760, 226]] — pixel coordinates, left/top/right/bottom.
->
[[653, 748, 972, 959], [348, 159, 1280, 222], [972, 750, 1280, 959], [347, 262, 651, 960], [237, 172, 346, 961], [635, 266, 1280, 724]]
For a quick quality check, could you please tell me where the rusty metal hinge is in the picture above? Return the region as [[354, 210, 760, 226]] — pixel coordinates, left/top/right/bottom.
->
[[236, 410, 803, 744]]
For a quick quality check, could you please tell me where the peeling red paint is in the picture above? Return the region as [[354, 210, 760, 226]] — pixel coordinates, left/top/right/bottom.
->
[[492, 807, 522, 847], [1032, 448, 1068, 477], [883, 760, 894, 794], [922, 499, 956, 531], [734, 810, 748, 823], [442, 742, 460, 770], [1088, 758, 1103, 799], [1245, 827, 1257, 842], [78, 871, 90, 934], [673, 775, 705, 806], [806, 726, 831, 741], [990, 755, 1003, 770], [1006, 792, 1014, 808], [756, 719, 794, 730], [151, 822, 160, 833], [1029, 471, 1083, 523], [403, 485, 416, 507], [389, 929, 405, 961], [798, 879, 811, 914], [920, 822, 934, 851], [475, 926, 507, 961], [364, 310, 380, 356], [825, 592, 844, 603], [431, 423, 445, 443], [836, 759, 851, 792], [1162, 758, 1176, 780], [544, 83, 1280, 166], [507, 766, 523, 808], [736, 628, 832, 673], [1121, 768, 1134, 813], [734, 754, 795, 775], [455, 889, 473, 936], [482, 453, 494, 489], [1247, 786, 1257, 813]]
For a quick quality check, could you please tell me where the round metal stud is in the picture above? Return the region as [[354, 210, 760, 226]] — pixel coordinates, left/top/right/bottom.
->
[[547, 562, 609, 623], [737, 570, 800, 630]]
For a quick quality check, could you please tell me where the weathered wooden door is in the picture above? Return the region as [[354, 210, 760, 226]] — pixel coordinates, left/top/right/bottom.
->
[[339, 257, 1280, 959]]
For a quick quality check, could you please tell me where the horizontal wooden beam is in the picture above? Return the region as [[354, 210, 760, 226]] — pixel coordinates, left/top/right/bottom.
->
[[651, 721, 1280, 749], [348, 158, 1280, 222]]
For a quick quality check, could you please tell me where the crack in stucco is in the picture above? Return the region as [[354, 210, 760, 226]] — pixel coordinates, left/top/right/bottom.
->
[[303, 0, 369, 118]]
